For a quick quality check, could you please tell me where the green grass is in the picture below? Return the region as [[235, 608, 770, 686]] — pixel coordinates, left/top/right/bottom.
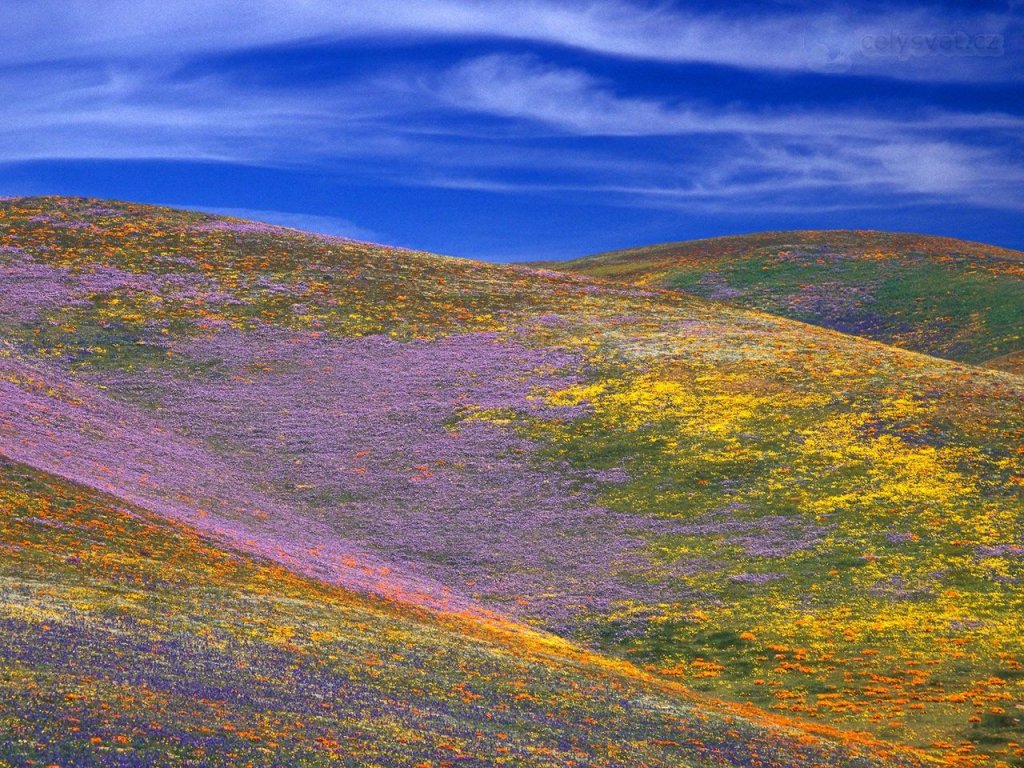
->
[[553, 230, 1024, 365]]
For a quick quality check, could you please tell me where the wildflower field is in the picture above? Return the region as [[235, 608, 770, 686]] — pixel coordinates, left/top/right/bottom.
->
[[549, 230, 1024, 368], [1, 197, 1021, 767]]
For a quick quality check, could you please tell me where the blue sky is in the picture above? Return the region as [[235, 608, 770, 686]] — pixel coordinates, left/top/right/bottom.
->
[[2, 1, 1022, 260]]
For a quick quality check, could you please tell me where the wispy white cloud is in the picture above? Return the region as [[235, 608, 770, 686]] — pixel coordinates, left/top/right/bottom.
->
[[1, 1, 1021, 226], [187, 206, 382, 242], [4, 0, 1020, 81], [670, 137, 1024, 212], [3, 51, 1022, 215], [0, 64, 418, 165], [423, 54, 1024, 210], [412, 131, 1024, 214], [434, 53, 1024, 138]]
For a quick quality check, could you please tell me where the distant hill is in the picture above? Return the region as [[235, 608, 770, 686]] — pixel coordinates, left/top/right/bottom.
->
[[547, 230, 1024, 367], [1, 198, 1022, 766]]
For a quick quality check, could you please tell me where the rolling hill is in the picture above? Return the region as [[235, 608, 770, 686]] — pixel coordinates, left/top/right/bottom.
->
[[547, 230, 1024, 368], [1, 197, 1022, 767], [4, 457, 917, 768]]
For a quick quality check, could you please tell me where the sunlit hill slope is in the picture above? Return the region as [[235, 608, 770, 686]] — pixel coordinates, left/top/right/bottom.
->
[[547, 229, 1024, 368], [1, 197, 1022, 767]]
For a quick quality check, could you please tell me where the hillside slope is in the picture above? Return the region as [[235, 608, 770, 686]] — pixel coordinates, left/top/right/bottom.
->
[[547, 230, 1024, 366], [1, 198, 1023, 766], [3, 458, 915, 767]]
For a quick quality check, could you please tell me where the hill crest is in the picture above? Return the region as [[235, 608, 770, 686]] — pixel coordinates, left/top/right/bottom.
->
[[548, 228, 1024, 366]]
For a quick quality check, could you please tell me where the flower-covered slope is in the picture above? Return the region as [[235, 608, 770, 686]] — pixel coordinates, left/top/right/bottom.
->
[[3, 458, 922, 768], [546, 230, 1024, 366], [1, 197, 1022, 766]]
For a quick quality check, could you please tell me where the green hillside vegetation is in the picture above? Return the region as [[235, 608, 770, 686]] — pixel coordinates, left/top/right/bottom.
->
[[549, 230, 1024, 367]]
